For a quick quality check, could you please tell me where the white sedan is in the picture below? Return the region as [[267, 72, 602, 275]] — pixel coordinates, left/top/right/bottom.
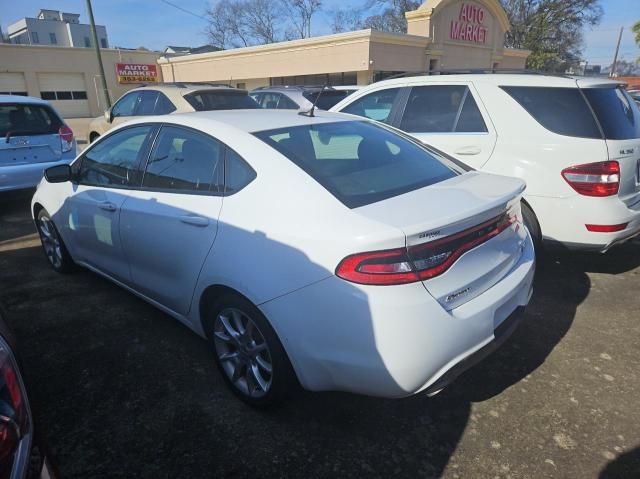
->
[[31, 110, 535, 406]]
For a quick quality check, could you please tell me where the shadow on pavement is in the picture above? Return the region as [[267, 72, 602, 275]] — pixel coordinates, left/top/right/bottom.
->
[[600, 446, 640, 479]]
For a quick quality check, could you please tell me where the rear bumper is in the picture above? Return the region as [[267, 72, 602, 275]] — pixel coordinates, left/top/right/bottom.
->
[[526, 193, 640, 252], [261, 233, 535, 398], [0, 156, 74, 192]]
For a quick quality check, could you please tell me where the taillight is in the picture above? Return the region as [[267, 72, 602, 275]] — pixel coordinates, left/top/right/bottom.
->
[[585, 223, 628, 233], [562, 161, 620, 197], [0, 338, 31, 477], [336, 207, 518, 286], [59, 125, 74, 153]]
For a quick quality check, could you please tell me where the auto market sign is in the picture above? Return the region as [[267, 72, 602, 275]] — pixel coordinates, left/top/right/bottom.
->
[[450, 3, 488, 44], [115, 63, 159, 84]]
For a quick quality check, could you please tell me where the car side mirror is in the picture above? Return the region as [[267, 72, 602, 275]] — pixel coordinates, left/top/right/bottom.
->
[[44, 164, 72, 183], [104, 109, 113, 123]]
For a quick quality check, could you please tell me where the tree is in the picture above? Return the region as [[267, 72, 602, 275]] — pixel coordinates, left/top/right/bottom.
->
[[360, 0, 421, 34], [500, 0, 603, 72], [283, 0, 323, 39], [330, 9, 364, 33], [633, 20, 640, 62]]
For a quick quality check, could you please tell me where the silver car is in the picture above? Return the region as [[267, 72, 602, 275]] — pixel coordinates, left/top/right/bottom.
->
[[250, 86, 355, 111], [0, 95, 76, 192]]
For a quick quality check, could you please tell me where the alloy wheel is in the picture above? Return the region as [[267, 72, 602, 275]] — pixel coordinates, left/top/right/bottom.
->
[[213, 307, 273, 398], [38, 216, 63, 269]]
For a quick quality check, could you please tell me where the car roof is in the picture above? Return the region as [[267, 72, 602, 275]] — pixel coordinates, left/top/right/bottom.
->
[[370, 73, 625, 89], [130, 109, 355, 133], [132, 83, 243, 96], [0, 94, 51, 105]]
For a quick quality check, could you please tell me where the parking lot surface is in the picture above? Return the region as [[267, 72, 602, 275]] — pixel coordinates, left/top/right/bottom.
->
[[0, 190, 638, 478]]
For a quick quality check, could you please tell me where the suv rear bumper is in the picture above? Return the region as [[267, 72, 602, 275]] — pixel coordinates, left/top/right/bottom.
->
[[527, 194, 640, 252]]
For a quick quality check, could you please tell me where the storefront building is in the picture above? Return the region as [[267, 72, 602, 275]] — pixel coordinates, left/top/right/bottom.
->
[[159, 0, 529, 89], [0, 43, 162, 117]]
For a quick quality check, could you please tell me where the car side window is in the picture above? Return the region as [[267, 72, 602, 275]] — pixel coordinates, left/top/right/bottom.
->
[[111, 92, 140, 118], [454, 91, 488, 133], [142, 126, 223, 194], [135, 91, 159, 116], [78, 125, 153, 187], [341, 88, 400, 124], [277, 94, 299, 109], [155, 92, 176, 114], [225, 147, 256, 194], [401, 85, 480, 133], [261, 93, 281, 109]]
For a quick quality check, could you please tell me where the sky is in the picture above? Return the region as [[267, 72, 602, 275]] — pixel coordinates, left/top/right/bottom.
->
[[1, 0, 638, 67]]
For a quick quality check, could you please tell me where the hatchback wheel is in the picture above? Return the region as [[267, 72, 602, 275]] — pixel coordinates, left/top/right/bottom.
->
[[207, 294, 292, 407], [36, 209, 74, 273]]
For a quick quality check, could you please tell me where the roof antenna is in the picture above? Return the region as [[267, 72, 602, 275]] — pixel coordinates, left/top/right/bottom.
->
[[299, 84, 327, 117]]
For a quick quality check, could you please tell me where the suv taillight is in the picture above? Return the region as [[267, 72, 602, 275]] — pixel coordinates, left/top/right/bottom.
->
[[561, 161, 620, 197], [0, 338, 31, 477], [336, 208, 517, 286], [59, 125, 74, 153]]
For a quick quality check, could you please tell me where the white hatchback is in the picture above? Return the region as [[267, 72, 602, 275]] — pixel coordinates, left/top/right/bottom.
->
[[31, 110, 534, 405], [331, 74, 640, 252]]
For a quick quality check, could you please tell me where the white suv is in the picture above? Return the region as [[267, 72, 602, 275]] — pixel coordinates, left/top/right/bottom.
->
[[331, 74, 640, 252]]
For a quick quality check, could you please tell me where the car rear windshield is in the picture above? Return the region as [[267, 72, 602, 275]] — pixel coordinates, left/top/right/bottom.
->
[[501, 86, 602, 139], [302, 90, 352, 110], [582, 87, 640, 140], [254, 121, 459, 208], [184, 91, 259, 111], [0, 103, 62, 137]]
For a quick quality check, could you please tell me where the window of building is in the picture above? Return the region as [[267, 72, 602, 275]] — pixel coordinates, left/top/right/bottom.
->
[[31, 32, 39, 44], [78, 126, 153, 187], [142, 126, 224, 194], [40, 91, 88, 101], [56, 91, 72, 100], [49, 32, 57, 44], [40, 91, 56, 100], [84, 36, 91, 47], [0, 92, 28, 96], [100, 38, 108, 48], [72, 91, 88, 100]]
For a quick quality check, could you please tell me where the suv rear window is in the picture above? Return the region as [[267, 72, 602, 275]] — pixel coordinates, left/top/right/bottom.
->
[[583, 87, 640, 140], [501, 86, 601, 139], [0, 103, 62, 137], [303, 90, 352, 110], [184, 91, 259, 111], [254, 121, 459, 208]]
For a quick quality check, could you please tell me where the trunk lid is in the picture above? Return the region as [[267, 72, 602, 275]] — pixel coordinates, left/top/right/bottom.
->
[[0, 134, 62, 167], [355, 171, 527, 309], [581, 86, 640, 207]]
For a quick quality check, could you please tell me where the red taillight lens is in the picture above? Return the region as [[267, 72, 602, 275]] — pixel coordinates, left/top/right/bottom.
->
[[336, 208, 518, 286], [585, 223, 628, 232], [562, 161, 620, 197], [59, 125, 74, 153], [0, 343, 30, 476]]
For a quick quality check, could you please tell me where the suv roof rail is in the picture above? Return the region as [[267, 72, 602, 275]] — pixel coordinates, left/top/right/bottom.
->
[[138, 82, 235, 89], [254, 85, 336, 91], [377, 69, 571, 82]]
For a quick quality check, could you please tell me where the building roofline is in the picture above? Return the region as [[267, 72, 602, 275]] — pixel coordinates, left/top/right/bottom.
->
[[159, 29, 430, 65]]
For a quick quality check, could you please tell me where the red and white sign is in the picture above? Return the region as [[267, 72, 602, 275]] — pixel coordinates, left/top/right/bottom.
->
[[450, 3, 488, 44], [115, 63, 159, 84]]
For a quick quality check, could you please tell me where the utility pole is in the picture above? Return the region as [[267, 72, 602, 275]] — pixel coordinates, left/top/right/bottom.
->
[[610, 27, 624, 78], [86, 0, 111, 108]]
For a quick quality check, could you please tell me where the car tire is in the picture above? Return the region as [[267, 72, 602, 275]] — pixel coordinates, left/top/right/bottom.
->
[[205, 293, 293, 407], [521, 202, 542, 253], [89, 132, 100, 143], [35, 209, 75, 273]]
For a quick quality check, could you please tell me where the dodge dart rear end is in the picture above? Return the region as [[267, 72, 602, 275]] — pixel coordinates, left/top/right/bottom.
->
[[32, 110, 534, 405]]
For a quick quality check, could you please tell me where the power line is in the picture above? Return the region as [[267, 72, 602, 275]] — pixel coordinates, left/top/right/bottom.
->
[[159, 0, 206, 21]]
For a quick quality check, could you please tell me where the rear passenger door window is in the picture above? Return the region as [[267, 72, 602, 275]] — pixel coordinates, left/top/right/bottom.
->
[[396, 84, 495, 169], [142, 125, 223, 194], [400, 85, 487, 133], [341, 88, 400, 124]]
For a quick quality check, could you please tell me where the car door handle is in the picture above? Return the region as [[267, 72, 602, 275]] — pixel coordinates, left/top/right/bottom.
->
[[454, 146, 482, 156], [179, 215, 209, 227], [98, 201, 117, 212]]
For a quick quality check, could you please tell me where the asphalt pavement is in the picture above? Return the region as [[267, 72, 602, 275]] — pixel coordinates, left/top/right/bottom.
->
[[0, 189, 638, 478]]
